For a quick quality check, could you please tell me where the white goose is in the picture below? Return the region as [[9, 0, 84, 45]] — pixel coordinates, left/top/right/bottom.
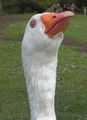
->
[[22, 11, 74, 120]]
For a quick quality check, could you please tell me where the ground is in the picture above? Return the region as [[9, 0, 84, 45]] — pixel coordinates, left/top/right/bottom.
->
[[0, 14, 87, 120]]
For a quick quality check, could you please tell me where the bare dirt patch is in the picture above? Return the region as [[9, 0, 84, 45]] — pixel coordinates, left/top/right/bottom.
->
[[0, 15, 25, 31], [0, 15, 27, 40], [63, 38, 87, 53]]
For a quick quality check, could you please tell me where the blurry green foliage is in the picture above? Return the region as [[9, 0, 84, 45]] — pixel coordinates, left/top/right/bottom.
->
[[1, 0, 58, 13], [37, 0, 58, 7], [74, 0, 87, 7], [59, 0, 74, 6], [1, 0, 87, 13]]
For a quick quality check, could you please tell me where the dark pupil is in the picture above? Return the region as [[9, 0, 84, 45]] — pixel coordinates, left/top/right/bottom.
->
[[30, 19, 36, 28]]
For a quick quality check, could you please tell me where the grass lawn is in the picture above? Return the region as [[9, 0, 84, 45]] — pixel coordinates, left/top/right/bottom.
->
[[0, 14, 87, 120], [0, 41, 29, 120], [65, 15, 87, 43], [56, 46, 87, 120]]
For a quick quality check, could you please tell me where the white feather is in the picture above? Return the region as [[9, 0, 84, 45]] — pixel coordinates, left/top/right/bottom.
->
[[22, 13, 64, 120]]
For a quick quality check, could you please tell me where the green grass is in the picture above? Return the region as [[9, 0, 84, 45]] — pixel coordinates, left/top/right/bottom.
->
[[0, 14, 87, 120], [5, 22, 26, 40], [65, 15, 87, 43], [56, 46, 87, 120], [0, 40, 29, 120], [2, 13, 34, 41]]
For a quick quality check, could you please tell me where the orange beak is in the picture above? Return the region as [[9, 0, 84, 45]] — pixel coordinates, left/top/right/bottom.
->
[[41, 11, 74, 37]]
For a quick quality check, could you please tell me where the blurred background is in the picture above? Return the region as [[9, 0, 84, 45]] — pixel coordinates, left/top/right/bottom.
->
[[0, 0, 87, 14]]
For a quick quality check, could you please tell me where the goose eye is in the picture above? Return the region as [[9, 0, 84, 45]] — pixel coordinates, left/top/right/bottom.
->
[[30, 19, 37, 28]]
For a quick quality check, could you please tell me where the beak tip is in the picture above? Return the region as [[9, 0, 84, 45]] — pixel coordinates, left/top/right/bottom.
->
[[64, 11, 75, 17]]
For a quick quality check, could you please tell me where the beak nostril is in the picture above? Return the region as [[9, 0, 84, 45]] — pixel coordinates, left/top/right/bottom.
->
[[52, 15, 57, 19]]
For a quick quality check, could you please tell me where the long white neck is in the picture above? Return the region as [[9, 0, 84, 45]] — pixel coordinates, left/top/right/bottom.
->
[[22, 50, 59, 120], [22, 32, 64, 120]]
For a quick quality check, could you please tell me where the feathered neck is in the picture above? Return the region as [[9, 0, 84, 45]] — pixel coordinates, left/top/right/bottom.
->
[[22, 33, 63, 120], [24, 55, 58, 120]]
